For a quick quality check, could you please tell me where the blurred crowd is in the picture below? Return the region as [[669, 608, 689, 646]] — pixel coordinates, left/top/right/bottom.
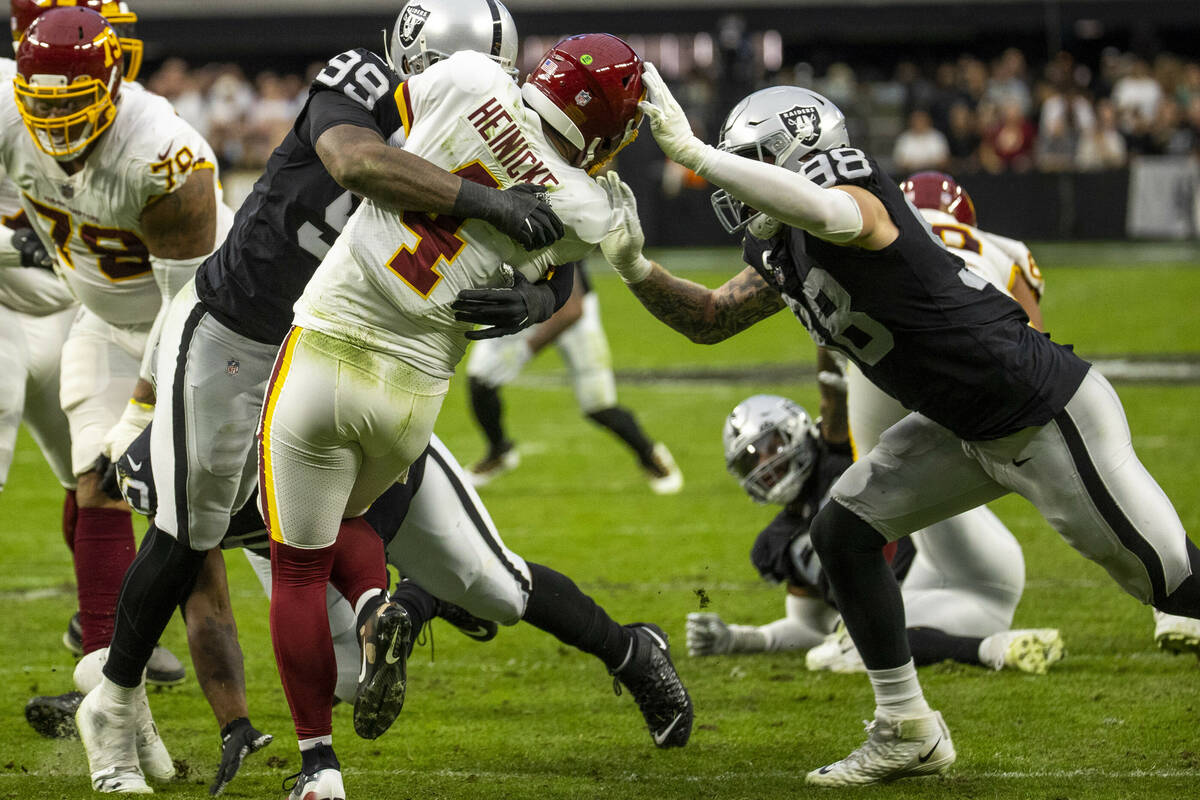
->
[[145, 46, 1200, 178]]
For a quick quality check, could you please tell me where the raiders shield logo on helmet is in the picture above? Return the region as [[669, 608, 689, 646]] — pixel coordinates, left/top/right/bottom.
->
[[778, 105, 822, 147], [398, 4, 431, 48]]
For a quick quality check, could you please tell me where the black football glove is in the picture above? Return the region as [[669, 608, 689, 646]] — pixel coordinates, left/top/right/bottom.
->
[[452, 181, 565, 251], [94, 453, 124, 503], [452, 269, 557, 340], [12, 228, 54, 270], [210, 717, 273, 796]]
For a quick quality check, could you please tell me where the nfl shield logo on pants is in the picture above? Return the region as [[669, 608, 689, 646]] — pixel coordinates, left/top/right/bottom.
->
[[226, 360, 240, 376]]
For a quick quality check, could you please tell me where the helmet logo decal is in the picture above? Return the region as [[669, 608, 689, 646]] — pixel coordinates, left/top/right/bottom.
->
[[580, 54, 593, 65], [778, 105, 821, 147], [398, 4, 430, 48], [574, 89, 592, 107], [539, 58, 557, 77]]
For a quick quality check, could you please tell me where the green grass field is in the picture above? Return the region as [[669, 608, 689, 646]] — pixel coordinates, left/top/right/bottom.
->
[[2, 244, 1199, 799]]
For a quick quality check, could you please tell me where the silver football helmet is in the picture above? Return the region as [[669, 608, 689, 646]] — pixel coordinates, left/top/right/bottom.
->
[[722, 394, 819, 506], [711, 86, 850, 234], [385, 0, 518, 79]]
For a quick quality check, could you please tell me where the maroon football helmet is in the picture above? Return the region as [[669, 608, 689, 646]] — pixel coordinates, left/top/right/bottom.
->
[[900, 171, 977, 226], [14, 7, 124, 160], [10, 0, 141, 80], [521, 33, 644, 173]]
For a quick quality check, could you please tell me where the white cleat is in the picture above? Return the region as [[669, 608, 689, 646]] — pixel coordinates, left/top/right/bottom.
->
[[980, 629, 1065, 674], [466, 446, 519, 487], [1153, 611, 1200, 661], [76, 686, 151, 794], [805, 622, 866, 674], [645, 442, 683, 495], [806, 710, 955, 786], [134, 693, 174, 782]]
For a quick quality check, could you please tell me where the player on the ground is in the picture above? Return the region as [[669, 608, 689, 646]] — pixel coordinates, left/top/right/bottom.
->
[[689, 392, 1063, 674], [598, 77, 1200, 785], [259, 32, 685, 799], [1, 7, 230, 774], [465, 260, 683, 493]]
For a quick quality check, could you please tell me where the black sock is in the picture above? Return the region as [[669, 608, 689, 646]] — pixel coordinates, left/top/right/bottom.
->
[[906, 627, 984, 667], [104, 524, 207, 688], [586, 406, 655, 465], [386, 581, 437, 632], [1155, 537, 1200, 618], [469, 378, 511, 454], [810, 500, 910, 670], [522, 562, 633, 672]]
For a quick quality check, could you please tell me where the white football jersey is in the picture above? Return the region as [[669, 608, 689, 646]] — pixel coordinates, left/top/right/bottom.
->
[[0, 57, 75, 315], [0, 79, 231, 327], [295, 50, 611, 378], [920, 209, 1044, 299]]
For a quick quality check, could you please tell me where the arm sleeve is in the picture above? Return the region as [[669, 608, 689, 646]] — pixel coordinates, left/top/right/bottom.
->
[[757, 594, 838, 652], [696, 148, 864, 243], [302, 89, 386, 148]]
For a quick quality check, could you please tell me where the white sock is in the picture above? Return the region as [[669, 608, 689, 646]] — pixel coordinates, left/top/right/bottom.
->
[[867, 659, 932, 720], [298, 735, 333, 751], [98, 676, 139, 708], [352, 588, 385, 620]]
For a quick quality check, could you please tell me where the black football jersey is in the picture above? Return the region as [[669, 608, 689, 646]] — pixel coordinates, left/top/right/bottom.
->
[[196, 48, 405, 344], [742, 148, 1089, 441]]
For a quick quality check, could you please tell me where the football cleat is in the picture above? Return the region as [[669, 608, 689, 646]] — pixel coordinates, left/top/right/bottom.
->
[[466, 444, 520, 487], [805, 622, 866, 674], [644, 443, 683, 495], [64, 614, 187, 687], [1153, 611, 1200, 661], [806, 711, 955, 786], [353, 601, 413, 740], [133, 692, 174, 782], [25, 690, 83, 739], [76, 686, 151, 794], [283, 744, 344, 800], [610, 623, 694, 748], [979, 629, 1064, 674], [435, 599, 498, 643]]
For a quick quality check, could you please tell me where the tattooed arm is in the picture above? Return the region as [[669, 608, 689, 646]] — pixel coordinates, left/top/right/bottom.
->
[[598, 172, 784, 343], [627, 261, 785, 344]]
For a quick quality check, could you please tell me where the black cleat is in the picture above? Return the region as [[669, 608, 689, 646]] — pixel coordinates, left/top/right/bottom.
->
[[610, 623, 694, 748], [435, 599, 498, 642], [352, 601, 412, 740], [25, 690, 83, 739]]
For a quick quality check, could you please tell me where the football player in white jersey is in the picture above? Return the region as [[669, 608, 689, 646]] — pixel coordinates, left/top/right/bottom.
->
[[0, 6, 231, 784], [260, 33, 648, 798]]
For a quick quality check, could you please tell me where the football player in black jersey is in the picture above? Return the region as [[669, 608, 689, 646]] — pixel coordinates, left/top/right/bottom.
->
[[690, 390, 1062, 675], [598, 71, 1200, 786]]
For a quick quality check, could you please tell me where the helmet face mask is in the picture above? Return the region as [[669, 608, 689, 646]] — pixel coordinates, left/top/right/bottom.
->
[[723, 394, 819, 506], [711, 86, 849, 234], [521, 33, 644, 173], [10, 1, 142, 81], [385, 0, 518, 79], [14, 7, 124, 161], [900, 171, 977, 226]]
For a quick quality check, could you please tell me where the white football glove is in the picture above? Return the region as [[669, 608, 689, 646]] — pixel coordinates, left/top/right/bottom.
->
[[596, 172, 653, 284], [471, 338, 533, 389], [686, 612, 734, 657], [638, 62, 713, 173], [103, 399, 155, 462]]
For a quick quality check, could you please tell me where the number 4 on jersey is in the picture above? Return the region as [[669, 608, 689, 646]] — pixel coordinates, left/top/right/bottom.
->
[[387, 162, 499, 297]]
